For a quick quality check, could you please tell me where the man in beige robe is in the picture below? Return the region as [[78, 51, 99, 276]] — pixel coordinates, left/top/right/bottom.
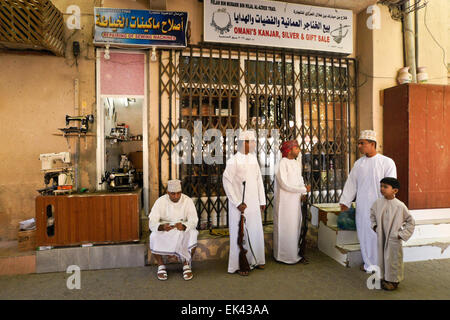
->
[[370, 177, 415, 291]]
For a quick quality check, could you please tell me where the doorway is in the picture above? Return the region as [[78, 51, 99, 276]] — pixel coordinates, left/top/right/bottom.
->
[[96, 49, 149, 215]]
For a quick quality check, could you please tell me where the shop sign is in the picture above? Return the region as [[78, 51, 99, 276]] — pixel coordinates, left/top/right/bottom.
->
[[94, 8, 188, 47], [204, 0, 353, 54]]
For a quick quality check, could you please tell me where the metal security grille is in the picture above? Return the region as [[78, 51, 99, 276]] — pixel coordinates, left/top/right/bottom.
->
[[158, 44, 358, 230]]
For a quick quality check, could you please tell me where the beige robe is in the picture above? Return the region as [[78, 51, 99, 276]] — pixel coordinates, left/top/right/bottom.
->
[[370, 198, 415, 283]]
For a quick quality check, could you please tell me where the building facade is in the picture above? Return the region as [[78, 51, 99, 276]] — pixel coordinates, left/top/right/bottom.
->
[[0, 0, 448, 241]]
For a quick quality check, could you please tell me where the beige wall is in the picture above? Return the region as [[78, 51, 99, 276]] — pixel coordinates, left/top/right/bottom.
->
[[356, 1, 448, 153], [357, 4, 404, 152], [0, 0, 97, 241], [416, 0, 449, 84]]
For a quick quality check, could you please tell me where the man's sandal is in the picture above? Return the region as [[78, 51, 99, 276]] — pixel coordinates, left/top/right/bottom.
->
[[183, 264, 193, 281], [157, 265, 168, 281], [382, 281, 398, 291], [238, 270, 249, 276], [299, 257, 309, 264]]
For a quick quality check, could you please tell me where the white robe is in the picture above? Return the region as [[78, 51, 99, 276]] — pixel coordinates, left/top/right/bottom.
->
[[223, 151, 266, 273], [339, 154, 397, 270], [148, 194, 199, 262], [370, 198, 415, 282], [273, 157, 308, 263]]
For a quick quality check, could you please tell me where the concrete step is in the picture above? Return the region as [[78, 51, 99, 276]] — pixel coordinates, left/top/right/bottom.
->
[[335, 236, 450, 264], [318, 221, 362, 268], [318, 212, 450, 267], [35, 243, 147, 273]]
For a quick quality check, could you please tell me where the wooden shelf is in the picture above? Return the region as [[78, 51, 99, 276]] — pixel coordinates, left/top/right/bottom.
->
[[105, 136, 142, 142], [53, 133, 95, 137]]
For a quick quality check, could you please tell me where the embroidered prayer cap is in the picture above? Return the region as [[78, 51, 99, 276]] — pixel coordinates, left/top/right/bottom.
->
[[359, 130, 377, 143], [380, 177, 400, 189], [280, 140, 299, 158], [167, 179, 182, 193], [238, 130, 256, 141]]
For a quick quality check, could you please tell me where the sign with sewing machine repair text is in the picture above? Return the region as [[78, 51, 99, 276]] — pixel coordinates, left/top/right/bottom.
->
[[94, 8, 188, 48], [204, 0, 353, 54]]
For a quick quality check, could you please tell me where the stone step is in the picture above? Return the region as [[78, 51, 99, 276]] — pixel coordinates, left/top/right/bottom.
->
[[318, 221, 362, 268], [35, 243, 146, 274], [410, 208, 450, 225], [319, 220, 450, 267], [335, 236, 450, 264]]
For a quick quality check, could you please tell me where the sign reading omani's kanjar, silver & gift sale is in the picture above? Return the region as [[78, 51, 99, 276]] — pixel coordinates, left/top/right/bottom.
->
[[204, 0, 353, 54]]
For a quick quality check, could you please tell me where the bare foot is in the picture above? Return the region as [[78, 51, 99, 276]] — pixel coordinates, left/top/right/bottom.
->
[[238, 270, 249, 276]]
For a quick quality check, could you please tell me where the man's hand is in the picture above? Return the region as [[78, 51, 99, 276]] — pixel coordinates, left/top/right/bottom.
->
[[174, 222, 186, 231], [158, 223, 174, 232], [301, 194, 308, 202], [238, 203, 247, 213], [340, 204, 349, 212], [260, 205, 266, 213]]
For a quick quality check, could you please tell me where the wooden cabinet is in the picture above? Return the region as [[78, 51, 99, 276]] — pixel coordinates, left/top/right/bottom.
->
[[383, 84, 450, 209], [36, 190, 141, 247]]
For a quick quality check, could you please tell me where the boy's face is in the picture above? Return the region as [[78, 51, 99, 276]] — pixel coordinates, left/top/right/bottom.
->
[[380, 183, 398, 198], [289, 146, 301, 158]]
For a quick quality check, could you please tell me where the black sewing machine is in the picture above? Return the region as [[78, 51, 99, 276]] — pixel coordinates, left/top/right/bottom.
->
[[100, 170, 138, 192], [59, 114, 94, 134], [37, 170, 73, 195]]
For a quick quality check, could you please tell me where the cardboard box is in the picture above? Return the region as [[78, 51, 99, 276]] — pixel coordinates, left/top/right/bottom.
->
[[18, 229, 36, 252]]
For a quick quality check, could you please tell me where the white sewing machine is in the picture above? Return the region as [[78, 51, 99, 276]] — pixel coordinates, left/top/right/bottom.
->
[[38, 152, 74, 195], [39, 152, 71, 171]]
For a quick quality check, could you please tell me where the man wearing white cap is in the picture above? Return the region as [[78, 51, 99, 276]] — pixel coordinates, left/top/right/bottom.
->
[[148, 179, 199, 281], [223, 130, 266, 275], [339, 130, 397, 272]]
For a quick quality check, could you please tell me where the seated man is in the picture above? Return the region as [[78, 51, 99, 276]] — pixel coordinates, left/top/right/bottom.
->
[[148, 179, 199, 281]]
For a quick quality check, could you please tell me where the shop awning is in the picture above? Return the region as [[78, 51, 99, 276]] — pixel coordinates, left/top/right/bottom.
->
[[0, 0, 65, 56]]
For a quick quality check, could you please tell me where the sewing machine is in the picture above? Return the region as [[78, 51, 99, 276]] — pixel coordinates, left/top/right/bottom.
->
[[58, 114, 94, 134], [39, 152, 71, 170], [37, 169, 74, 195], [38, 152, 74, 195], [100, 170, 137, 191]]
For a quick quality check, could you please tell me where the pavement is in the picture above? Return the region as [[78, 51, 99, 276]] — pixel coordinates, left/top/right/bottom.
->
[[0, 247, 449, 300]]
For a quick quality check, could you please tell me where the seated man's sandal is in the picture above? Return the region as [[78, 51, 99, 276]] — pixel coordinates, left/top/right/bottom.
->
[[157, 265, 168, 281], [183, 264, 193, 281]]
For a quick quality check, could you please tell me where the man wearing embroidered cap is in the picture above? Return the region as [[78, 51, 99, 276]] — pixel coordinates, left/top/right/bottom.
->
[[223, 130, 266, 275], [339, 130, 397, 272], [273, 139, 311, 264], [148, 179, 199, 281]]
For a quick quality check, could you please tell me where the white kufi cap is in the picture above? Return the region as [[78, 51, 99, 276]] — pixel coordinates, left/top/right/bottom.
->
[[359, 130, 377, 143], [167, 179, 182, 192], [238, 130, 256, 141]]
